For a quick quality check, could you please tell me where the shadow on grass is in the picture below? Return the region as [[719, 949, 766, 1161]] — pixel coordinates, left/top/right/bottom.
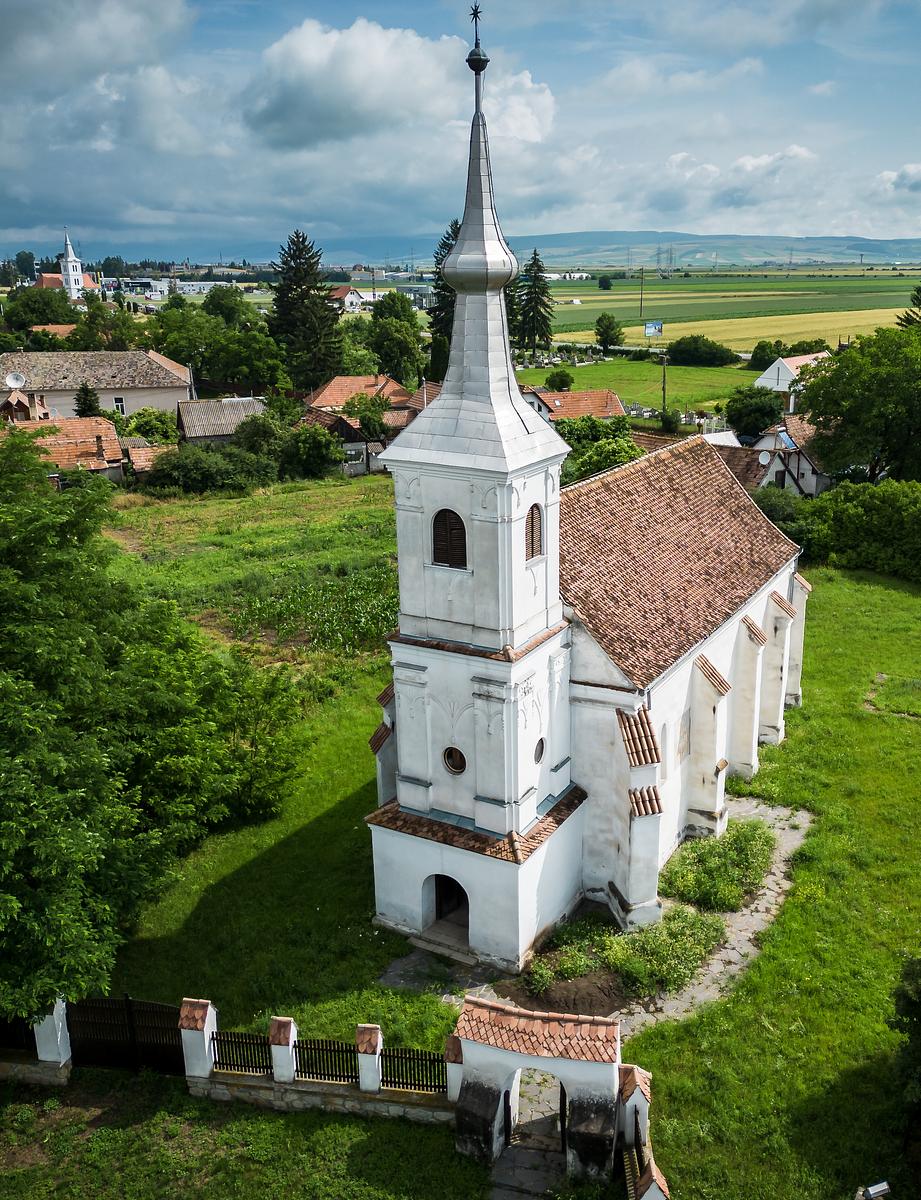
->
[[787, 1050, 909, 1195]]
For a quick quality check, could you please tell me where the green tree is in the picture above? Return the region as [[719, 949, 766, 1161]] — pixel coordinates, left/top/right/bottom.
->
[[231, 412, 286, 459], [561, 436, 642, 485], [163, 292, 187, 311], [555, 414, 632, 458], [268, 230, 342, 391], [545, 368, 574, 391], [369, 290, 425, 386], [343, 391, 390, 441], [279, 423, 345, 479], [799, 327, 921, 482], [143, 443, 277, 494], [341, 319, 380, 374], [2, 284, 74, 330], [14, 250, 35, 278], [896, 284, 921, 329], [125, 407, 178, 444], [74, 381, 102, 417], [667, 334, 737, 366], [211, 328, 291, 393], [724, 385, 783, 439], [518, 249, 554, 353], [594, 312, 624, 354], [66, 294, 138, 351], [504, 276, 523, 348], [0, 430, 304, 1017], [748, 339, 783, 371], [427, 333, 450, 382], [147, 306, 227, 384], [891, 955, 921, 1106], [429, 218, 461, 345], [598, 275, 612, 291], [202, 285, 253, 328], [0, 261, 16, 288], [100, 256, 127, 278]]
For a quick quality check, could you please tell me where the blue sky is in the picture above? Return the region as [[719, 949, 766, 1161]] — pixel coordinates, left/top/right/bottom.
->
[[2, 0, 921, 259]]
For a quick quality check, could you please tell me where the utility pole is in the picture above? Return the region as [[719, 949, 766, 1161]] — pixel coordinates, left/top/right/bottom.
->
[[639, 266, 645, 321], [660, 352, 668, 418]]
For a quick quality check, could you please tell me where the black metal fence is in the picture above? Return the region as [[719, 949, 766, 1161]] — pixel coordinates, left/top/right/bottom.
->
[[211, 1030, 272, 1075], [380, 1045, 447, 1093], [0, 1016, 34, 1057], [294, 1038, 359, 1083], [67, 996, 184, 1075]]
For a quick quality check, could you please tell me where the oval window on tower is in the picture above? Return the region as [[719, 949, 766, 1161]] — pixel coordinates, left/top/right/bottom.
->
[[534, 738, 545, 764], [432, 509, 467, 569], [443, 746, 467, 775], [525, 504, 543, 560]]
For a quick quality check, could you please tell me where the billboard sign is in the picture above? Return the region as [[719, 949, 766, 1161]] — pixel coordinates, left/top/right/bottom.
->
[[644, 320, 664, 337]]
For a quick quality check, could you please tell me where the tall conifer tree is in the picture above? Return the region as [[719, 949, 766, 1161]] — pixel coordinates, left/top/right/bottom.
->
[[504, 275, 522, 349], [518, 248, 554, 353], [268, 230, 342, 391], [73, 381, 101, 417], [428, 219, 461, 345]]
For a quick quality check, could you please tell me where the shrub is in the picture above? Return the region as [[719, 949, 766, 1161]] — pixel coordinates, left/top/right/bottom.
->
[[660, 408, 682, 435], [724, 384, 783, 438], [546, 368, 575, 391], [658, 819, 776, 911], [556, 945, 596, 980], [597, 907, 725, 995], [526, 959, 556, 996], [667, 334, 738, 366], [142, 443, 276, 495], [279, 423, 345, 480]]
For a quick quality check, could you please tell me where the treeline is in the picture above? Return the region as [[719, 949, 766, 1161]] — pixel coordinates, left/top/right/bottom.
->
[[0, 430, 307, 1019]]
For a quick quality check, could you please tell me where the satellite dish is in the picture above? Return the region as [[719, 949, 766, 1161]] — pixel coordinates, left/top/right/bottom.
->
[[5, 371, 26, 391], [758, 451, 771, 466]]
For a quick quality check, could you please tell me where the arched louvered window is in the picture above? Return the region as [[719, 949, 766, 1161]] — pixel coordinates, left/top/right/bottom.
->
[[525, 504, 543, 560], [432, 509, 467, 569]]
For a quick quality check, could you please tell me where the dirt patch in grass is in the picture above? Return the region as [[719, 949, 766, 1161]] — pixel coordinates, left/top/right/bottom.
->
[[495, 968, 631, 1017]]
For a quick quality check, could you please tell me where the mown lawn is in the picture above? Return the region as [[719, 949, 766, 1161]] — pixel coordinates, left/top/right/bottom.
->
[[0, 1070, 489, 1200]]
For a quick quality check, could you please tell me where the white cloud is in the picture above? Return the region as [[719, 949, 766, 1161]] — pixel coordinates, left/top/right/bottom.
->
[[877, 163, 921, 195], [604, 55, 763, 95], [808, 79, 838, 95]]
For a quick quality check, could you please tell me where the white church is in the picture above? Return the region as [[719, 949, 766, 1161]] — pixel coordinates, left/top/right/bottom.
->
[[367, 37, 809, 972]]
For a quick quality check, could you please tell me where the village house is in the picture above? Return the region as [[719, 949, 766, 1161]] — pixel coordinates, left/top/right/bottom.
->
[[750, 413, 831, 495], [177, 396, 265, 445], [525, 388, 626, 423], [328, 285, 365, 314], [309, 373, 412, 412], [2, 416, 125, 482], [753, 351, 829, 413], [0, 350, 192, 420], [365, 38, 809, 973]]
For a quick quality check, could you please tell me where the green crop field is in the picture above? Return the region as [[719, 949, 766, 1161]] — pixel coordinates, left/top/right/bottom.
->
[[516, 358, 746, 413], [3, 477, 918, 1199]]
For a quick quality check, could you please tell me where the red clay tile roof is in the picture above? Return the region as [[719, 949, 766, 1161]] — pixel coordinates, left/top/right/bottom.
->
[[34, 272, 98, 290], [329, 285, 355, 302], [30, 323, 77, 337], [629, 786, 662, 817], [444, 1034, 463, 1064], [405, 381, 443, 412], [268, 1017, 294, 1046], [368, 722, 392, 754], [783, 413, 825, 467], [695, 655, 731, 696], [630, 430, 684, 453], [178, 999, 211, 1031], [637, 1154, 671, 1199], [366, 784, 586, 863], [455, 997, 620, 1063], [770, 590, 797, 619], [382, 407, 414, 430], [559, 438, 798, 689], [377, 682, 395, 707], [146, 350, 192, 384], [355, 1024, 383, 1054], [310, 374, 411, 410], [617, 707, 661, 767], [780, 351, 829, 371], [542, 389, 626, 420], [741, 615, 768, 645], [619, 1064, 652, 1102], [3, 416, 123, 471], [127, 444, 172, 473], [715, 445, 773, 491], [793, 572, 812, 593]]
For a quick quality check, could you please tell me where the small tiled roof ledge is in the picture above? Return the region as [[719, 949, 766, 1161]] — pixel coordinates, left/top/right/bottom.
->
[[617, 706, 661, 767], [629, 786, 662, 818], [741, 615, 768, 646], [637, 1152, 671, 1199], [694, 655, 732, 696], [455, 995, 620, 1063], [619, 1063, 652, 1102], [793, 572, 812, 593], [769, 590, 797, 619]]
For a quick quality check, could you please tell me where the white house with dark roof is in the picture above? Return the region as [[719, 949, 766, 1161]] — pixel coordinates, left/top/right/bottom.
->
[[365, 38, 809, 971], [0, 350, 191, 419]]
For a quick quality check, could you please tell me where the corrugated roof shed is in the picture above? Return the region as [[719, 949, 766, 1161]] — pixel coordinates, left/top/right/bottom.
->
[[178, 397, 265, 439]]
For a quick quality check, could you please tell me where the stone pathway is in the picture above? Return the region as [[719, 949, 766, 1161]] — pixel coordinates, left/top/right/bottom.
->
[[378, 796, 811, 1198]]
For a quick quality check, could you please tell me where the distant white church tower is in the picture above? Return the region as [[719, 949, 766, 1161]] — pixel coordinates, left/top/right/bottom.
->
[[61, 229, 84, 300]]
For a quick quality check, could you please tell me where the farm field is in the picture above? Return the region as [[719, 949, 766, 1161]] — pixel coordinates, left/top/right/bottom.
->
[[7, 477, 917, 1199], [516, 358, 746, 412]]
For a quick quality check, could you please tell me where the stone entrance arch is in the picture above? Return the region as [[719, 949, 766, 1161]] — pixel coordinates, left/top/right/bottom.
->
[[449, 996, 622, 1182]]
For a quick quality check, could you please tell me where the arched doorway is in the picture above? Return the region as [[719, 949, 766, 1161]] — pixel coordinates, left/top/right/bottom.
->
[[420, 875, 470, 955], [507, 1068, 568, 1154]]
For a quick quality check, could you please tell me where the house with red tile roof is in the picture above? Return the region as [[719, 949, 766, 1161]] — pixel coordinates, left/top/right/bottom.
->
[[309, 373, 411, 411], [751, 413, 832, 495], [327, 285, 365, 313], [524, 388, 626, 422], [365, 32, 809, 982], [753, 351, 830, 413], [2, 416, 125, 481]]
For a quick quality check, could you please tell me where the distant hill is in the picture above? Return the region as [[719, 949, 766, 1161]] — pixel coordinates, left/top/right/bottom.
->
[[317, 229, 921, 269]]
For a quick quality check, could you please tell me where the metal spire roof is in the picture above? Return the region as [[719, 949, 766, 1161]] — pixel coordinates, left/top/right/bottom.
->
[[380, 22, 567, 477], [63, 228, 77, 260]]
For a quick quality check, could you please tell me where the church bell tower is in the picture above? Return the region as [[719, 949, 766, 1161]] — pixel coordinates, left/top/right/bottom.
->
[[61, 230, 83, 301]]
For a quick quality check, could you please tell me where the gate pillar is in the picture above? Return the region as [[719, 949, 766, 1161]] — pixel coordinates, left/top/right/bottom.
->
[[269, 1017, 298, 1084], [455, 1075, 506, 1163], [565, 1093, 618, 1181], [34, 999, 70, 1067], [178, 998, 218, 1080]]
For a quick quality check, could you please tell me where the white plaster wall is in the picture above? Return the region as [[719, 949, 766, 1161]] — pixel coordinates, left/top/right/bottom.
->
[[43, 386, 188, 419], [573, 680, 630, 911], [458, 1038, 619, 1100], [519, 802, 586, 953]]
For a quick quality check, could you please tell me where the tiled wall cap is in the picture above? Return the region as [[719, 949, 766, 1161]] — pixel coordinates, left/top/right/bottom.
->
[[444, 1034, 464, 1064], [637, 1153, 670, 1198], [770, 589, 797, 620], [355, 1024, 383, 1055], [178, 999, 212, 1032], [619, 1063, 652, 1102], [268, 1017, 295, 1046]]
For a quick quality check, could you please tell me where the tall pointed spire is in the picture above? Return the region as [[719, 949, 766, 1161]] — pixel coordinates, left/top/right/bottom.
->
[[63, 228, 75, 259], [381, 15, 566, 475]]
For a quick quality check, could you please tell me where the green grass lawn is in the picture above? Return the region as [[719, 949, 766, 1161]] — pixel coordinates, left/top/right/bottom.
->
[[517, 358, 746, 413], [0, 1070, 489, 1200]]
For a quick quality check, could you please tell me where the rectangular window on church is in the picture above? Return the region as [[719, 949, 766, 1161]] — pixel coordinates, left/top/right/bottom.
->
[[678, 709, 691, 760]]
